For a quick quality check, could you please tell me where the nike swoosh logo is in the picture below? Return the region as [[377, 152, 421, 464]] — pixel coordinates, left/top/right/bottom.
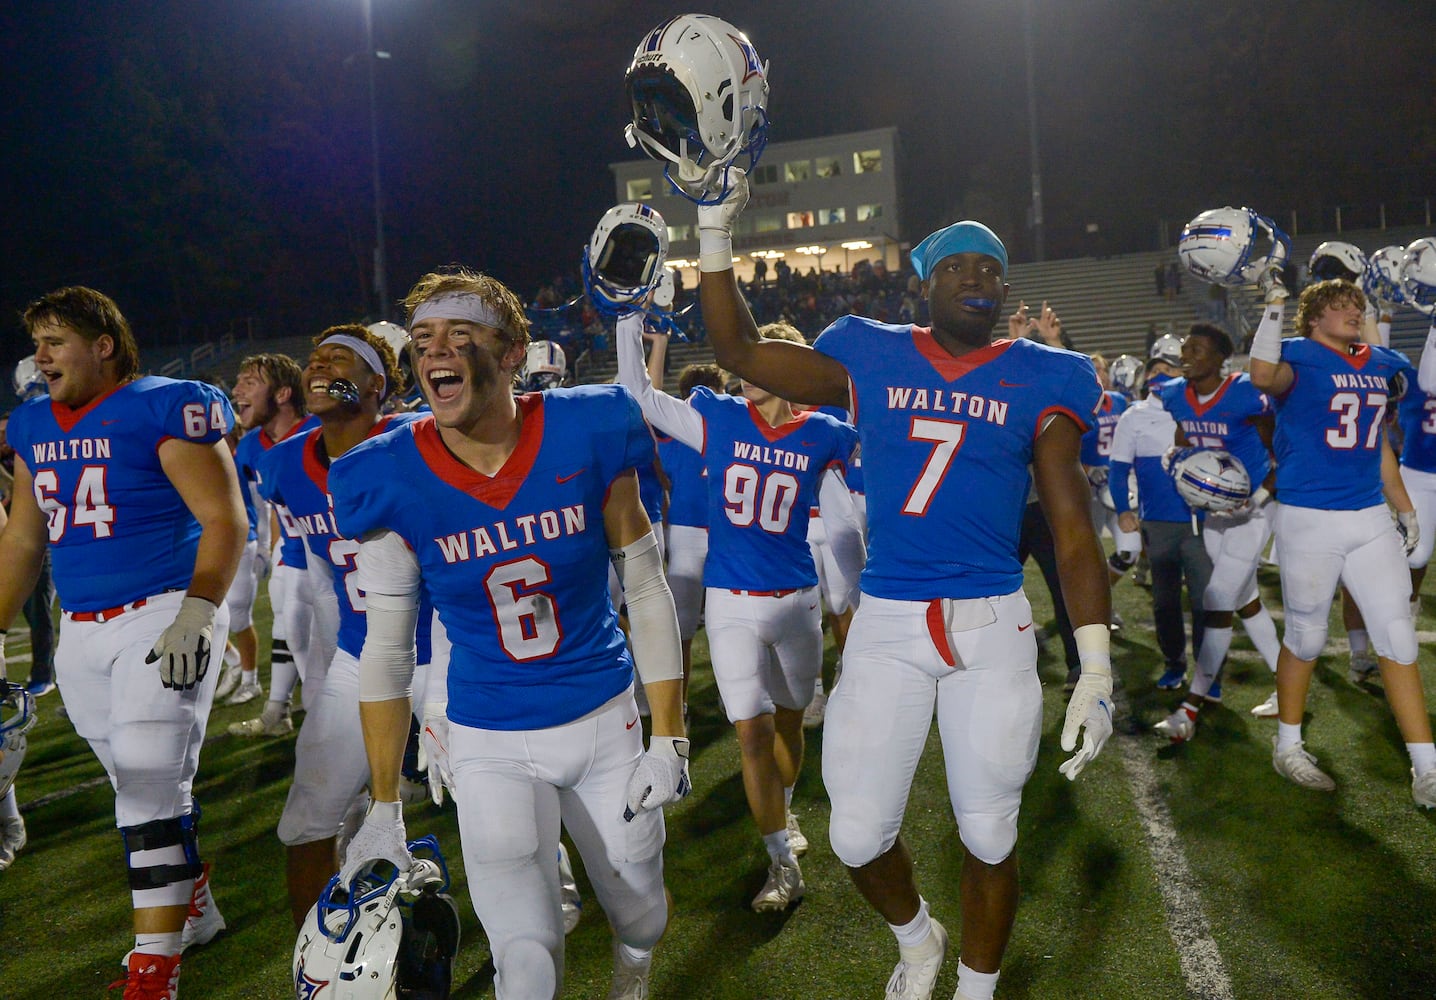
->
[[101, 418, 119, 425], [626, 716, 639, 730], [1017, 622, 1033, 632], [801, 441, 818, 447], [999, 379, 1028, 388], [556, 469, 585, 484]]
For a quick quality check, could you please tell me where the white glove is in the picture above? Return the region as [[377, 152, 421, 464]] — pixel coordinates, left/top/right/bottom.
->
[[146, 596, 218, 690], [421, 704, 454, 807], [623, 736, 692, 821], [1397, 509, 1420, 557], [696, 167, 749, 273], [1059, 661, 1113, 781], [0, 630, 7, 683], [1257, 264, 1288, 303], [339, 799, 412, 889]]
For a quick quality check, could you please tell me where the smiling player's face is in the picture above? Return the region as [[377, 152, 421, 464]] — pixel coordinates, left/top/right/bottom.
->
[[409, 318, 519, 430]]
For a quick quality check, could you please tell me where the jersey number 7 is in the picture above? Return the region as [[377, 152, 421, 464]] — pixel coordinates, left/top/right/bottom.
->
[[903, 417, 966, 515]]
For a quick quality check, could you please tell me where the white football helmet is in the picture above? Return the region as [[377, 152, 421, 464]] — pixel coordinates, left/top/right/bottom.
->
[[583, 203, 669, 316], [522, 340, 567, 393], [1108, 354, 1142, 397], [1400, 238, 1436, 316], [1308, 241, 1366, 283], [367, 322, 411, 360], [1168, 448, 1251, 513], [1363, 245, 1407, 308], [13, 356, 46, 401], [0, 682, 37, 798], [293, 836, 460, 1000], [625, 14, 770, 201], [1177, 207, 1289, 287], [1150, 333, 1183, 365], [1096, 468, 1139, 513]]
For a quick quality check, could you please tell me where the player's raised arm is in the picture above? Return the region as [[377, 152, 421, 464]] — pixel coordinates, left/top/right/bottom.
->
[[1248, 266, 1293, 396], [696, 169, 849, 409]]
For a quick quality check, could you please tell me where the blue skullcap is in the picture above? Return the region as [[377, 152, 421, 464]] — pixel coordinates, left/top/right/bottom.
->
[[910, 221, 1008, 280]]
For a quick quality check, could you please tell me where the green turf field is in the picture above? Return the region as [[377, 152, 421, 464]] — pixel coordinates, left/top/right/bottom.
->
[[5, 560, 1436, 998]]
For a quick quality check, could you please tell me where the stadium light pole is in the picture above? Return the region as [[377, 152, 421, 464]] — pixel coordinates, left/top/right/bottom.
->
[[361, 0, 391, 320], [1022, 0, 1046, 262]]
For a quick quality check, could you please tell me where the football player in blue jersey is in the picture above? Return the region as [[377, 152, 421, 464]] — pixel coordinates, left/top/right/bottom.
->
[[0, 286, 247, 999], [618, 313, 864, 914], [1249, 272, 1435, 805], [1151, 323, 1284, 738], [253, 324, 415, 927], [226, 353, 316, 738], [696, 173, 1113, 1000], [330, 268, 689, 1000]]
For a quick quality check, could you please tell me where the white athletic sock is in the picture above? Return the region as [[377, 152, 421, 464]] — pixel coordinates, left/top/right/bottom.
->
[[1190, 626, 1231, 698], [1240, 606, 1282, 672], [1348, 628, 1370, 656], [1277, 721, 1304, 752], [762, 829, 794, 865], [268, 638, 300, 702], [888, 897, 932, 950], [1408, 743, 1436, 776], [239, 668, 257, 685], [134, 930, 182, 956], [783, 785, 794, 810], [0, 785, 19, 821], [956, 960, 1000, 1000]]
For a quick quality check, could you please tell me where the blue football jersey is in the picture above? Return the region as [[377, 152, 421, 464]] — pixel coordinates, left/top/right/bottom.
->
[[813, 319, 1100, 600], [8, 376, 233, 611], [1079, 390, 1128, 467], [656, 432, 708, 528], [258, 413, 419, 657], [688, 387, 857, 591], [329, 386, 656, 731], [1158, 374, 1272, 487], [1398, 388, 1436, 474], [1273, 338, 1412, 509], [233, 415, 320, 566]]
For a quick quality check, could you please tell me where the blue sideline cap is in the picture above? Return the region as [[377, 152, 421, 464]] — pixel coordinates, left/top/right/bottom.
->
[[910, 221, 1008, 280]]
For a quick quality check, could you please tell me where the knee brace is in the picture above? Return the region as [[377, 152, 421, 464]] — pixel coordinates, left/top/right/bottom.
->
[[1371, 615, 1419, 665], [956, 812, 1018, 867], [1282, 614, 1328, 663], [122, 811, 202, 907]]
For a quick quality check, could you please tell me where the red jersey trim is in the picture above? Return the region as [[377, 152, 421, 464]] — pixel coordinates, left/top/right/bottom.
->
[[911, 328, 1016, 382], [1315, 338, 1371, 370], [1034, 404, 1091, 441], [50, 381, 126, 433], [412, 394, 544, 510], [745, 400, 813, 442], [1185, 373, 1239, 418]]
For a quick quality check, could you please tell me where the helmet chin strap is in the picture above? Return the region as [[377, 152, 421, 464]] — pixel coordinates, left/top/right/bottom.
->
[[327, 378, 361, 407]]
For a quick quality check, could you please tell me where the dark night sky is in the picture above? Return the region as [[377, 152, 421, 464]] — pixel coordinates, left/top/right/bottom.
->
[[2, 0, 1434, 363]]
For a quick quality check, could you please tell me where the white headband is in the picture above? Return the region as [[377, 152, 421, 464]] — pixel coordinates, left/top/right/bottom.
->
[[318, 333, 386, 399], [409, 293, 508, 334]]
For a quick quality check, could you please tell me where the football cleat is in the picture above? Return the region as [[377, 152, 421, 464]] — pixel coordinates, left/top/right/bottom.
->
[[607, 938, 653, 1000], [785, 810, 809, 857], [1348, 649, 1379, 685], [1205, 679, 1222, 703], [1153, 707, 1197, 744], [213, 651, 242, 702], [183, 862, 225, 950], [109, 951, 181, 1000], [559, 842, 583, 935], [1250, 690, 1280, 718], [226, 701, 292, 738], [23, 679, 56, 698], [1272, 737, 1336, 792], [224, 677, 263, 706], [802, 689, 828, 729], [0, 812, 27, 872], [884, 918, 948, 1000], [751, 858, 805, 913], [1156, 667, 1187, 690], [1412, 769, 1436, 810]]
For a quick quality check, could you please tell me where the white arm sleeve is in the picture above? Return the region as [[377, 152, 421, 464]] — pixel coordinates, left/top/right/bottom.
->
[[616, 312, 705, 450], [1248, 301, 1286, 365], [424, 614, 450, 709], [1418, 320, 1436, 396], [611, 531, 683, 686], [817, 468, 866, 609], [354, 529, 422, 702], [250, 485, 271, 553]]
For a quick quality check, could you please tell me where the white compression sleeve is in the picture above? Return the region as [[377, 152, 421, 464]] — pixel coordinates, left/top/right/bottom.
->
[[355, 529, 422, 702], [612, 531, 683, 685], [1248, 301, 1285, 365], [615, 312, 705, 450], [817, 468, 866, 609]]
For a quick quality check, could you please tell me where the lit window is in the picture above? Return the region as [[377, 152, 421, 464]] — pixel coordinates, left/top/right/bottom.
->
[[667, 224, 692, 242], [754, 214, 782, 233], [784, 160, 812, 183], [818, 207, 847, 225], [815, 156, 841, 179], [856, 203, 883, 221], [751, 164, 779, 185], [626, 178, 653, 201], [786, 211, 815, 229], [853, 150, 883, 174]]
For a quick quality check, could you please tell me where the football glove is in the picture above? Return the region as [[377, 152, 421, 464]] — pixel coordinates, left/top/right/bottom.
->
[[421, 703, 454, 807], [1257, 264, 1288, 303], [339, 800, 412, 889], [696, 167, 749, 273], [1397, 509, 1420, 557], [1059, 661, 1113, 781], [145, 596, 218, 690], [0, 629, 7, 683], [623, 736, 691, 821]]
